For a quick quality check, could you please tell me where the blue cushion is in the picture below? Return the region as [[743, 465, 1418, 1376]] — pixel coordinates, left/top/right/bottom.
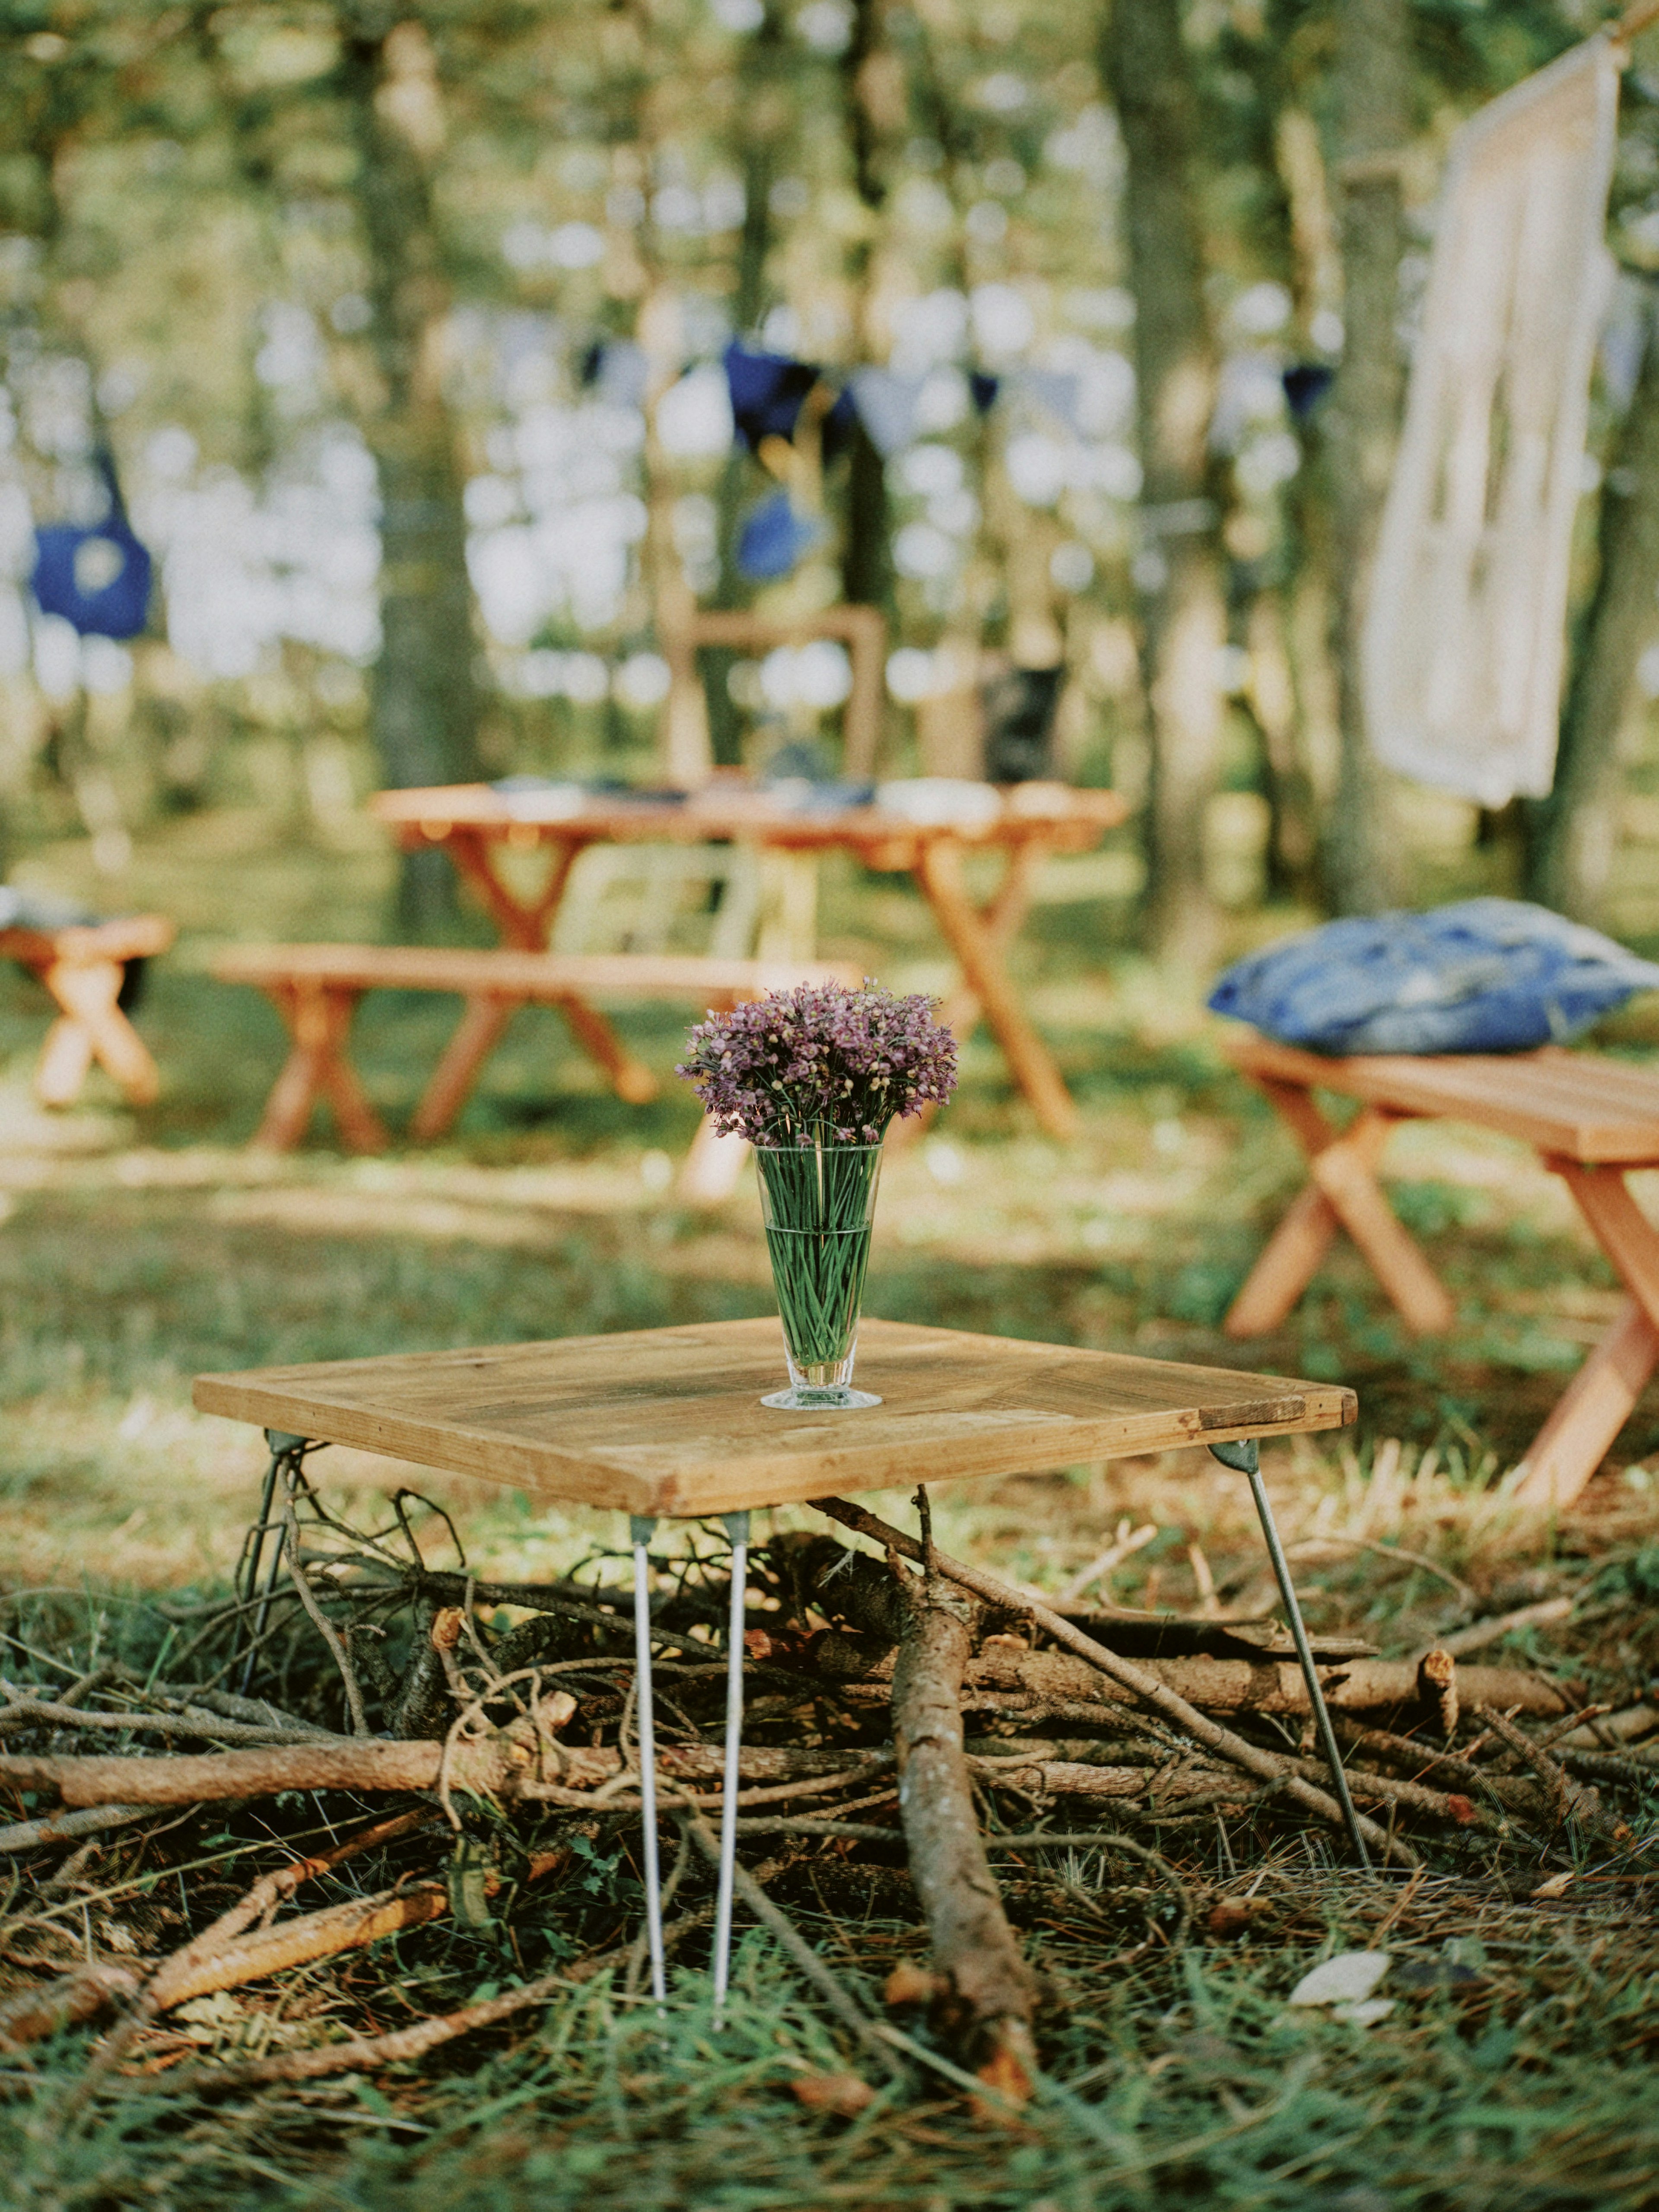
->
[[1208, 899, 1659, 1056]]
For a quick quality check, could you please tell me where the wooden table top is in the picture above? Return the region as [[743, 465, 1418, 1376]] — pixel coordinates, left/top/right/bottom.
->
[[1226, 1031, 1659, 1164], [369, 782, 1128, 863], [193, 1317, 1354, 1519]]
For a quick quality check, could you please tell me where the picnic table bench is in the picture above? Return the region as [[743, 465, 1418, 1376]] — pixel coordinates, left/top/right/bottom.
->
[[1, 912, 174, 1108], [1220, 1027, 1659, 1507], [213, 941, 861, 1155]]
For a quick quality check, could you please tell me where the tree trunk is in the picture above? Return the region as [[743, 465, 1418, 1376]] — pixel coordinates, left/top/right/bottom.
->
[[1100, 0, 1227, 965], [839, 0, 894, 621], [1526, 304, 1659, 921], [1319, 0, 1410, 916], [342, 22, 482, 938], [703, 6, 788, 768]]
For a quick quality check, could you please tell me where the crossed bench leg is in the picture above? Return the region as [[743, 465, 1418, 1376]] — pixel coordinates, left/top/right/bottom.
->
[[255, 983, 390, 1152], [1514, 1165, 1659, 1507], [1224, 1081, 1454, 1338], [35, 957, 162, 1109]]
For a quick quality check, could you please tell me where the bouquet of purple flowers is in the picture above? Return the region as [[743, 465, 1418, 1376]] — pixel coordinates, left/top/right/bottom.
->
[[676, 979, 958, 1150], [680, 983, 958, 1405]]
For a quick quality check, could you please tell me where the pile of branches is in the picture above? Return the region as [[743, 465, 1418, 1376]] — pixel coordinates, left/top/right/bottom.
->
[[0, 1473, 1650, 2104]]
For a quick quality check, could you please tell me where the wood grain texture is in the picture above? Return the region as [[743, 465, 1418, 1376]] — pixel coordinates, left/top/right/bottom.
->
[[1223, 1030, 1659, 1163], [213, 944, 863, 999], [368, 782, 1128, 863], [193, 1318, 1354, 1519]]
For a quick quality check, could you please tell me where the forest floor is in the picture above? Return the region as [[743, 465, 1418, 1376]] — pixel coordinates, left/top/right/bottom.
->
[[0, 808, 1654, 2209]]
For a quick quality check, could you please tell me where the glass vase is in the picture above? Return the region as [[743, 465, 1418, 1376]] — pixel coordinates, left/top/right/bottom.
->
[[754, 1141, 884, 1410]]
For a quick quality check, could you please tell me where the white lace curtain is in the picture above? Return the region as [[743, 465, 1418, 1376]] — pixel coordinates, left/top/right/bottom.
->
[[1364, 36, 1621, 806]]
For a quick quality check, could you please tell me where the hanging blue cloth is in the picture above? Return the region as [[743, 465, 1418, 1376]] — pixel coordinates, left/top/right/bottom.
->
[[735, 492, 823, 582], [723, 343, 856, 459], [725, 343, 819, 449], [1208, 898, 1659, 1055], [31, 453, 152, 641]]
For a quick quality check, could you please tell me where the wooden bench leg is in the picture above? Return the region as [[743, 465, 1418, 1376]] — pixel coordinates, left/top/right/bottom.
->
[[916, 837, 1077, 1141], [1225, 1088, 1453, 1337], [555, 996, 660, 1107], [1508, 1161, 1659, 1507], [254, 984, 388, 1154], [1513, 1297, 1659, 1510], [36, 958, 160, 1108], [411, 995, 519, 1141], [34, 1015, 96, 1108]]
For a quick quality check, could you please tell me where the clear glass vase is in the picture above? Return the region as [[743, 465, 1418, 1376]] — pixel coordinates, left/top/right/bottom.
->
[[754, 1141, 884, 1410]]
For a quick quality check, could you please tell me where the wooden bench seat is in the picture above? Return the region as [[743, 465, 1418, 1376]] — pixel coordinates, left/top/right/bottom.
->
[[1220, 1027, 1659, 1506], [213, 941, 862, 1162], [1, 913, 174, 1108]]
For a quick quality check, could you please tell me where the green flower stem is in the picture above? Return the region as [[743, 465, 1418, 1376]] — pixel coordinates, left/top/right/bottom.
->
[[755, 1145, 882, 1382]]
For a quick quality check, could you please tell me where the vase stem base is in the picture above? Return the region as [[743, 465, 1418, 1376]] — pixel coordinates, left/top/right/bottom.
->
[[761, 1384, 884, 1412]]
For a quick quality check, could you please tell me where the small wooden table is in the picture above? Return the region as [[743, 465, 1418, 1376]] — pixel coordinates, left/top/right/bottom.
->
[[1221, 1029, 1659, 1509], [368, 783, 1128, 1141], [196, 1318, 1358, 2001]]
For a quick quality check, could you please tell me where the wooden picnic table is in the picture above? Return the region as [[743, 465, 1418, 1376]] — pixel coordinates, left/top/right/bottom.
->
[[368, 781, 1128, 1141], [1220, 1028, 1659, 1508], [194, 1314, 1361, 2000]]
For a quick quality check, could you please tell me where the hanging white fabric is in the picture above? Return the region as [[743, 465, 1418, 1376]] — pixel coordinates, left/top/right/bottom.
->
[[1364, 36, 1620, 807]]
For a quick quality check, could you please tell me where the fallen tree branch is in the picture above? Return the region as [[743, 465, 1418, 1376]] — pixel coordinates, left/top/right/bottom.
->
[[147, 1857, 796, 2097], [0, 1692, 330, 1748], [0, 1803, 153, 1856], [0, 1737, 884, 1810], [814, 1501, 1419, 1869], [887, 1503, 1039, 2101], [1474, 1703, 1609, 1834]]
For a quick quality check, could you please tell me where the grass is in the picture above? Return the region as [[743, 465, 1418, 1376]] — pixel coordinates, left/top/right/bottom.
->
[[1, 809, 1657, 2207]]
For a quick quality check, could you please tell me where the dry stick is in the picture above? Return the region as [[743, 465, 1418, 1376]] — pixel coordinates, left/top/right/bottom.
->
[[70, 1810, 434, 2093], [0, 1738, 880, 1811], [0, 1966, 140, 2052], [1335, 1722, 1549, 1815], [682, 1812, 905, 2077], [889, 1495, 1040, 2099], [814, 1499, 1417, 1870], [0, 1695, 327, 1748], [1281, 1755, 1513, 1835], [1474, 1703, 1608, 1833], [280, 1491, 370, 1738], [0, 1804, 152, 1856], [149, 1863, 792, 2099]]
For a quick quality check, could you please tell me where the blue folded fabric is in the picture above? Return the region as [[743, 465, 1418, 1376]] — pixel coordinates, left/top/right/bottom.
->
[[1208, 898, 1659, 1055]]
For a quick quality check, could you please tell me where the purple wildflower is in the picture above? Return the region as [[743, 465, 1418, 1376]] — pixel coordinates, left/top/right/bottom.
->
[[677, 979, 958, 1147]]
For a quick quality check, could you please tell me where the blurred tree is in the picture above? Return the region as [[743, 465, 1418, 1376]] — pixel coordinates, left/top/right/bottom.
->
[[1528, 292, 1659, 920], [1100, 0, 1227, 963], [1317, 0, 1408, 916], [838, 0, 894, 618], [338, 10, 482, 935]]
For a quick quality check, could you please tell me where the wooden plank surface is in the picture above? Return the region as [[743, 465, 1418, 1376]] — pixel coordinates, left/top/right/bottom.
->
[[212, 944, 861, 999], [193, 1317, 1354, 1519], [0, 915, 175, 967], [369, 783, 1127, 862], [1224, 1032, 1659, 1163]]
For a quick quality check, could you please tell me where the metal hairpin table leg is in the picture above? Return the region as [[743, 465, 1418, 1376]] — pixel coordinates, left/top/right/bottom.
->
[[238, 1430, 311, 1697], [712, 1510, 750, 2026], [630, 1514, 667, 2009], [1209, 1440, 1371, 1869]]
